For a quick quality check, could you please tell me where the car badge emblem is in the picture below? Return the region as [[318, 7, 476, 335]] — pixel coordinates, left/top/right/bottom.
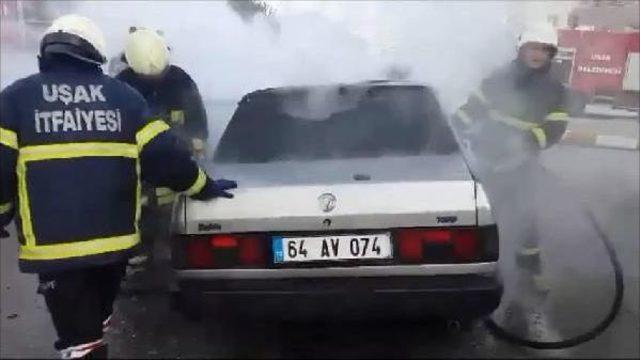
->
[[318, 193, 337, 213]]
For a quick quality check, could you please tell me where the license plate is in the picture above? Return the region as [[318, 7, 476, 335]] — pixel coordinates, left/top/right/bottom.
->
[[272, 233, 392, 263]]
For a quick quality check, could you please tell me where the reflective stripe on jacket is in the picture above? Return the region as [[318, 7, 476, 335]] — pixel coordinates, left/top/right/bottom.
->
[[0, 57, 210, 273], [452, 59, 569, 150]]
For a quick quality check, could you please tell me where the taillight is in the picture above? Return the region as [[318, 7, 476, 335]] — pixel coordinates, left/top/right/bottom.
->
[[211, 235, 238, 248], [185, 237, 214, 268], [238, 235, 267, 266], [398, 228, 433, 262], [182, 233, 267, 269], [396, 227, 491, 264], [453, 229, 480, 262]]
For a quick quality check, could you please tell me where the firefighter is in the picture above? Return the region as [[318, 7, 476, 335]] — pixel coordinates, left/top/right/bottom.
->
[[451, 23, 570, 294], [116, 27, 208, 159], [114, 27, 210, 274], [0, 14, 237, 358]]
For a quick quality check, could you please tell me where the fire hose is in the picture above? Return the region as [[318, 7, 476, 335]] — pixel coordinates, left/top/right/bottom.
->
[[451, 122, 625, 349], [482, 167, 625, 349]]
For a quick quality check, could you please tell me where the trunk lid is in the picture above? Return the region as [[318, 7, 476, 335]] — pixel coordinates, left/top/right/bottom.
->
[[182, 154, 478, 234]]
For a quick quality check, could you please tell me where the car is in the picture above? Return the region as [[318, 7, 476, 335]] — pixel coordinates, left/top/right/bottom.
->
[[170, 80, 502, 325]]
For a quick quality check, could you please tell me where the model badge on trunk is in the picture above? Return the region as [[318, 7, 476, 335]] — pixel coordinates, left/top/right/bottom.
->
[[437, 216, 458, 224], [198, 223, 222, 232]]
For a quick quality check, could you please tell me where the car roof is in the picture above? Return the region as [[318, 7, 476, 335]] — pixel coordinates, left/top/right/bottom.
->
[[242, 80, 430, 100]]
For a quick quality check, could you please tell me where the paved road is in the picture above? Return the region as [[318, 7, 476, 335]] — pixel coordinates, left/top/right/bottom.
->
[[2, 142, 638, 359], [568, 117, 638, 138]]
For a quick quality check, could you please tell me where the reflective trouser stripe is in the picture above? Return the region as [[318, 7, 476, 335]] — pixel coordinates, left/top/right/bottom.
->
[[134, 121, 169, 218], [19, 233, 139, 260], [185, 168, 207, 196], [17, 142, 139, 248], [0, 202, 12, 215], [157, 194, 176, 206], [155, 187, 173, 197], [545, 111, 569, 121], [530, 127, 547, 148], [518, 247, 541, 256], [156, 187, 177, 206], [0, 127, 18, 150]]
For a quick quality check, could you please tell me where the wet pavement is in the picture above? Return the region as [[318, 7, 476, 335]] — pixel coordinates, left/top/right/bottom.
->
[[1, 145, 639, 359]]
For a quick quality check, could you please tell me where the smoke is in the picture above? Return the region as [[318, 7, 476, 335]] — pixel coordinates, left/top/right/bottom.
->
[[1, 1, 518, 140], [69, 1, 372, 99], [65, 1, 515, 110]]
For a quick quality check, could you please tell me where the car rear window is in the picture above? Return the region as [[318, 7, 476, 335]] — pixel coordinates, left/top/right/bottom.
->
[[214, 85, 457, 163]]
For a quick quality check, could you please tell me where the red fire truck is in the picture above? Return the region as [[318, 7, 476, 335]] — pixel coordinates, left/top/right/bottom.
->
[[554, 28, 640, 115]]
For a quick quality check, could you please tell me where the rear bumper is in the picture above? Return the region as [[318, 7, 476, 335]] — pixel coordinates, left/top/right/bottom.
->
[[177, 269, 502, 321]]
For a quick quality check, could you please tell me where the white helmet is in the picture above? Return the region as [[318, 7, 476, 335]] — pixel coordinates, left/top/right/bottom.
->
[[125, 27, 170, 76], [41, 14, 107, 64], [517, 23, 558, 55]]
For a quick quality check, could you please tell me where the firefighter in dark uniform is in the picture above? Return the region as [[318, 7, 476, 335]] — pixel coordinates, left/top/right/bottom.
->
[[113, 27, 209, 272], [117, 27, 208, 160], [451, 23, 570, 295], [0, 15, 237, 358]]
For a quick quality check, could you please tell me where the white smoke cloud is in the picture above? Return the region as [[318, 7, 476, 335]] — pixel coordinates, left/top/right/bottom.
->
[[72, 0, 516, 111], [271, 1, 517, 111], [2, 1, 519, 117], [69, 1, 375, 100], [1, 0, 520, 147]]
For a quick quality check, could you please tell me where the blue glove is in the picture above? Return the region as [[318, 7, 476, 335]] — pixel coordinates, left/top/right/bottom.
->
[[191, 178, 238, 200], [212, 179, 237, 198]]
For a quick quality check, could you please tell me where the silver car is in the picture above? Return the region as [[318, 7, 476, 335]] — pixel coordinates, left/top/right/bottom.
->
[[171, 81, 502, 324]]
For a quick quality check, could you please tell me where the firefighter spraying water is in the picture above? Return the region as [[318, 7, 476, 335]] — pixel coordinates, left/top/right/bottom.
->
[[452, 22, 570, 298], [449, 22, 625, 349]]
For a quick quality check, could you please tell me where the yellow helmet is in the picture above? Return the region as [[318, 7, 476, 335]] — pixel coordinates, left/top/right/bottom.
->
[[125, 27, 170, 76], [41, 14, 107, 64], [518, 23, 558, 57]]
